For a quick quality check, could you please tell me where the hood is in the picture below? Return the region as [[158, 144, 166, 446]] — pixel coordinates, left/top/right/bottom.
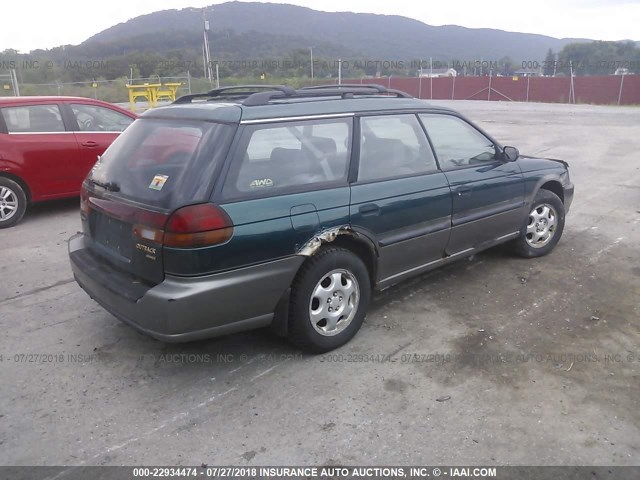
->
[[519, 155, 569, 169]]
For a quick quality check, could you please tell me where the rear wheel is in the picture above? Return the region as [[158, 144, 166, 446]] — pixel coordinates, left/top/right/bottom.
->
[[0, 177, 27, 229], [288, 247, 371, 353], [512, 189, 565, 258]]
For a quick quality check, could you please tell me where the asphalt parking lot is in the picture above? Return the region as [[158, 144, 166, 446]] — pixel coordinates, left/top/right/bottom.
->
[[1, 100, 638, 467]]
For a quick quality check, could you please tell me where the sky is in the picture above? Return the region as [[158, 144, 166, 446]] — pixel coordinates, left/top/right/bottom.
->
[[2, 0, 639, 53]]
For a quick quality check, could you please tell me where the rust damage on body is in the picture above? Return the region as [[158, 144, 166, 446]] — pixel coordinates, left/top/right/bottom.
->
[[297, 226, 356, 256]]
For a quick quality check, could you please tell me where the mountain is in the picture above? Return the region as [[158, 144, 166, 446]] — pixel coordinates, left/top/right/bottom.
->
[[80, 1, 590, 62]]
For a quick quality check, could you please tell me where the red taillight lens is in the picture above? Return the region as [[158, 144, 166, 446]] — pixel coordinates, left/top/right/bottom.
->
[[163, 204, 233, 248], [80, 185, 90, 217], [166, 204, 230, 232]]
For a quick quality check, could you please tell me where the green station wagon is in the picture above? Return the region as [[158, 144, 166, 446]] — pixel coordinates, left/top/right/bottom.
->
[[69, 85, 574, 352]]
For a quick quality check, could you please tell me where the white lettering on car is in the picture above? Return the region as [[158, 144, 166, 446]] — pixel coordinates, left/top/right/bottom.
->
[[136, 243, 157, 260], [249, 178, 274, 188]]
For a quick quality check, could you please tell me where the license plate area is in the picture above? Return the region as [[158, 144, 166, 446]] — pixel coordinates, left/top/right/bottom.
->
[[90, 211, 133, 261]]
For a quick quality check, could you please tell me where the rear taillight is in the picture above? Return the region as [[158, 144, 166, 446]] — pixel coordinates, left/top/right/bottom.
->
[[132, 203, 233, 248], [164, 204, 234, 248]]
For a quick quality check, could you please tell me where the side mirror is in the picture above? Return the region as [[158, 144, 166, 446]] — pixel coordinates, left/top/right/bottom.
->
[[503, 146, 519, 162]]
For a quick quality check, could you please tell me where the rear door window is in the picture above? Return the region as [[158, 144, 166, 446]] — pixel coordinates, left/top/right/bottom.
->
[[358, 114, 437, 182], [1, 104, 65, 133], [224, 117, 352, 197]]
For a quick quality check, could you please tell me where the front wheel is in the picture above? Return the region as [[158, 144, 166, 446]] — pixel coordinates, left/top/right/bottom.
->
[[288, 247, 371, 353], [512, 189, 565, 258], [0, 177, 27, 229]]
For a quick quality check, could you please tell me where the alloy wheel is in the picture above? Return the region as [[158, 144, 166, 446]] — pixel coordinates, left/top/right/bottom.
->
[[525, 203, 557, 248], [308, 269, 360, 336], [0, 186, 19, 222]]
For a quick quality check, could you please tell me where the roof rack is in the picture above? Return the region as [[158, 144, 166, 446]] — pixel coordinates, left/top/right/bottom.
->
[[173, 84, 413, 107], [174, 85, 296, 104], [301, 83, 389, 92], [299, 84, 412, 99]]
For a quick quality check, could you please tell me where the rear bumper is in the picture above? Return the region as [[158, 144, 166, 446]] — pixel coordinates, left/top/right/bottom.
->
[[68, 234, 304, 342]]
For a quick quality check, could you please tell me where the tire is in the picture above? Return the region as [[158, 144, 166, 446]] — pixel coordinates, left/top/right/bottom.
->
[[0, 177, 27, 229], [288, 247, 372, 353], [512, 189, 565, 258]]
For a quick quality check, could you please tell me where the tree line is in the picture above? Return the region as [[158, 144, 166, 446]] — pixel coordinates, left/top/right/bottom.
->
[[1, 36, 638, 87]]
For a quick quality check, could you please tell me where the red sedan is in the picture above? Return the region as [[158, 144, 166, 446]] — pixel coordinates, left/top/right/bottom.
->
[[0, 96, 137, 228]]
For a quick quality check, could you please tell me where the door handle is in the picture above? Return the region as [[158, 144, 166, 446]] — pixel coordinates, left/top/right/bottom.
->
[[81, 141, 99, 148], [456, 186, 472, 197], [359, 203, 380, 216]]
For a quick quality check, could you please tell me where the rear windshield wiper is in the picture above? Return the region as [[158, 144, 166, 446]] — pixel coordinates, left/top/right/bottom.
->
[[91, 179, 120, 192]]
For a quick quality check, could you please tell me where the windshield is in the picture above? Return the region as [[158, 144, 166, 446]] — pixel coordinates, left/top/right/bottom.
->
[[88, 118, 235, 210]]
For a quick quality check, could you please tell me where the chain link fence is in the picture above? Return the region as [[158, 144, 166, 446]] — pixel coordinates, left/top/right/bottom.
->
[[0, 75, 199, 106], [3, 71, 638, 106], [326, 74, 640, 105]]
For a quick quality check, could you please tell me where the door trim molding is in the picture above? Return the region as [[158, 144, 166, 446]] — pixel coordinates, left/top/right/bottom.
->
[[377, 231, 520, 288]]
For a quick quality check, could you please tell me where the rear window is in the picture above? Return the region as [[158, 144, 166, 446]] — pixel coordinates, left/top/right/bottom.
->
[[1, 104, 65, 133], [88, 118, 235, 210]]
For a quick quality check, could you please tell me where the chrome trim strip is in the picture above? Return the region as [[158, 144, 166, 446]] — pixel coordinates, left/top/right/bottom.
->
[[7, 131, 123, 135], [380, 248, 475, 284], [7, 131, 74, 135], [446, 247, 475, 258], [240, 113, 355, 125], [72, 131, 125, 134], [495, 231, 520, 241], [379, 258, 444, 284]]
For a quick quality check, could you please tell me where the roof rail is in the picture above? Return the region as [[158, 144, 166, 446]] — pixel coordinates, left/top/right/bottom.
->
[[173, 84, 413, 107], [174, 85, 295, 104], [301, 83, 389, 93], [245, 85, 413, 105], [300, 84, 412, 99]]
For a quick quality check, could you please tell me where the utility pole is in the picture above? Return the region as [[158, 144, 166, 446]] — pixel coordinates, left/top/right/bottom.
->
[[617, 71, 625, 106], [309, 47, 314, 80], [418, 58, 423, 99], [338, 59, 342, 84], [11, 69, 20, 96], [203, 8, 214, 84], [430, 57, 433, 99], [569, 60, 575, 104]]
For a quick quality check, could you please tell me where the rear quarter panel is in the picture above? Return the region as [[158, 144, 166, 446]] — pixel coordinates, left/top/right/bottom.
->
[[163, 188, 351, 276]]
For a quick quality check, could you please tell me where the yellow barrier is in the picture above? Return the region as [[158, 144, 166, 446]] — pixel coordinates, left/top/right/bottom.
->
[[126, 82, 183, 112], [156, 83, 183, 102]]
